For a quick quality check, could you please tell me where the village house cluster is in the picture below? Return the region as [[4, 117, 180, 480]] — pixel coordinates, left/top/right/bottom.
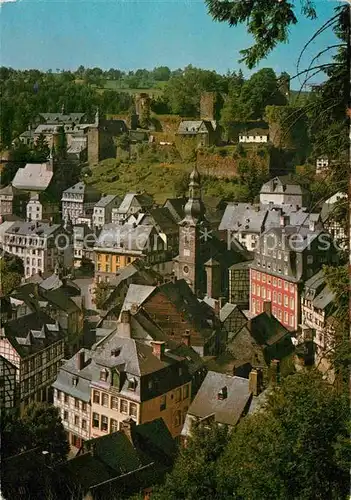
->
[[0, 109, 346, 499]]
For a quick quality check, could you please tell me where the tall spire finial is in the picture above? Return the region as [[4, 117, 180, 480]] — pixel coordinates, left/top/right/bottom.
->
[[61, 103, 65, 115], [183, 164, 205, 224]]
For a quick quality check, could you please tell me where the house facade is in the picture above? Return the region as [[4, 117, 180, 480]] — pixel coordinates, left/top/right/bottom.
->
[[0, 311, 65, 412], [2, 221, 73, 279], [259, 176, 310, 207], [61, 182, 101, 225], [0, 355, 17, 412], [111, 193, 154, 225], [249, 222, 336, 330], [239, 128, 269, 143], [0, 185, 28, 217], [92, 194, 121, 229]]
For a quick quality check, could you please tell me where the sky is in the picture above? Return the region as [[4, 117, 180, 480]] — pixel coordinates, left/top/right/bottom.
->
[[0, 0, 340, 89]]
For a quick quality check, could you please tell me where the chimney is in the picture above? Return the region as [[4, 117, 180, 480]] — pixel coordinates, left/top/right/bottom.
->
[[77, 351, 85, 371], [119, 310, 131, 338], [214, 300, 220, 316], [280, 215, 289, 227], [130, 303, 138, 315], [170, 274, 177, 284], [270, 359, 280, 385], [249, 368, 263, 396], [121, 310, 131, 324], [263, 301, 272, 317], [217, 386, 227, 400], [309, 219, 315, 232], [182, 331, 191, 347], [121, 418, 135, 442], [219, 297, 227, 309], [151, 341, 165, 360]]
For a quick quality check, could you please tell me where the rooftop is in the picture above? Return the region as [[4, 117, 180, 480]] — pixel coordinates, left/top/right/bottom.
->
[[12, 162, 53, 191]]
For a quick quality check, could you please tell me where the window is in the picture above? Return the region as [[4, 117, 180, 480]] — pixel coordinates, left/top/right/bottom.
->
[[284, 282, 288, 291], [278, 310, 282, 320], [63, 411, 68, 421], [160, 395, 166, 411], [56, 389, 61, 401], [129, 402, 137, 418], [82, 402, 87, 411], [252, 283, 255, 294], [174, 410, 181, 427], [101, 393, 109, 407], [128, 378, 137, 391], [273, 292, 277, 302], [93, 390, 100, 404], [267, 290, 271, 300], [110, 419, 118, 433], [290, 315, 295, 328], [64, 393, 69, 404], [273, 278, 277, 286], [252, 299, 256, 311], [284, 295, 288, 307], [278, 293, 282, 305], [290, 298, 295, 309], [101, 415, 108, 432], [120, 399, 128, 414], [262, 274, 266, 282], [183, 384, 190, 400], [75, 398, 80, 409], [278, 279, 282, 288], [175, 388, 181, 402], [111, 397, 118, 410], [74, 415, 79, 426], [307, 255, 313, 265], [92, 413, 99, 428], [257, 286, 260, 297], [262, 288, 266, 299], [36, 372, 42, 385]]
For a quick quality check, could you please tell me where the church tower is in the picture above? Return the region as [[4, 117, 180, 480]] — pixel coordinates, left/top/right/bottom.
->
[[176, 166, 208, 295]]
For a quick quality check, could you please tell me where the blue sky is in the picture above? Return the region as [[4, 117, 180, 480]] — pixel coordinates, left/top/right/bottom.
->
[[1, 0, 339, 88]]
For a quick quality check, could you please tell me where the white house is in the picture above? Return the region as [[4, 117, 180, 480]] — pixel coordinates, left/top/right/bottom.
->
[[239, 129, 269, 143]]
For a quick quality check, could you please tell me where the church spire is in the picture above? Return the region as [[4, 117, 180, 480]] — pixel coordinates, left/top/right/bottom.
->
[[183, 165, 205, 224]]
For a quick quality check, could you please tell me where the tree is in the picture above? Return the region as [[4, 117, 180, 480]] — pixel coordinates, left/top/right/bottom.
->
[[152, 422, 229, 500], [206, 0, 319, 68], [0, 258, 23, 295], [94, 281, 111, 309], [21, 403, 69, 464], [152, 66, 171, 81], [217, 372, 350, 500], [33, 133, 50, 162]]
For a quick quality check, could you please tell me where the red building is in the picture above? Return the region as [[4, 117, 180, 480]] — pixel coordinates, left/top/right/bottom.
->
[[249, 222, 337, 331], [250, 269, 298, 331]]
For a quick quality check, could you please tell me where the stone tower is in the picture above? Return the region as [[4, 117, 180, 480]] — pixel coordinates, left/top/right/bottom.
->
[[135, 93, 151, 128], [176, 166, 208, 295], [200, 92, 216, 121], [205, 258, 221, 299]]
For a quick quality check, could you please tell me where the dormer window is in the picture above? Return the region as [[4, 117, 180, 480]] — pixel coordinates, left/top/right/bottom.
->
[[72, 376, 78, 386], [128, 377, 137, 391], [217, 386, 227, 400], [100, 369, 108, 382]]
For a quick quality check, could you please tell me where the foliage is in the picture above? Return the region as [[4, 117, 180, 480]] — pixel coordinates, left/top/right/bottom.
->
[[94, 281, 111, 309], [236, 154, 270, 201], [218, 372, 350, 500], [163, 65, 227, 116], [206, 0, 317, 68], [1, 402, 69, 463], [152, 422, 229, 500], [21, 403, 69, 464], [0, 256, 24, 295], [116, 133, 131, 151], [33, 133, 50, 162]]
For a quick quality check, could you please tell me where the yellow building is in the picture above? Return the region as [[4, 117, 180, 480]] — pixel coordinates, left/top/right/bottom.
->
[[94, 224, 166, 283]]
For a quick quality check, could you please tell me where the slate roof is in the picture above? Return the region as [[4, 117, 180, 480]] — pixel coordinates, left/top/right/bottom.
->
[[260, 225, 328, 252], [139, 207, 178, 234], [53, 348, 93, 401], [95, 223, 154, 254], [55, 418, 175, 494], [163, 197, 187, 222], [5, 221, 63, 237], [117, 193, 154, 214], [40, 113, 86, 124], [239, 128, 269, 136], [67, 138, 87, 154], [177, 120, 213, 135], [12, 163, 53, 191], [185, 371, 252, 426], [62, 182, 101, 202], [95, 194, 121, 208], [219, 303, 238, 322], [0, 184, 21, 196], [302, 269, 335, 309], [4, 311, 64, 357], [260, 176, 308, 196]]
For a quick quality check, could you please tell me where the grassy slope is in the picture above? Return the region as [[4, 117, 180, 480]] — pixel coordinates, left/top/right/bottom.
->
[[87, 159, 192, 204]]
